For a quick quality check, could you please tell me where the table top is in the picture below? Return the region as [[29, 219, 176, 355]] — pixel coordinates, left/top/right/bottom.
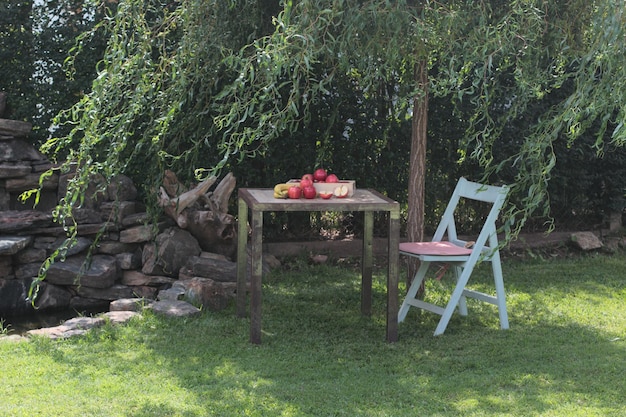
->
[[238, 188, 399, 212]]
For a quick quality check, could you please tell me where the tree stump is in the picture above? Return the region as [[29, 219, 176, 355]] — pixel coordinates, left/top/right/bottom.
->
[[157, 171, 237, 259]]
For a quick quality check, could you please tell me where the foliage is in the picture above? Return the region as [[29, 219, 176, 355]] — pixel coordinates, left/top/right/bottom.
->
[[0, 0, 105, 144], [0, 0, 35, 123], [2, 254, 626, 416], [7, 0, 626, 240]]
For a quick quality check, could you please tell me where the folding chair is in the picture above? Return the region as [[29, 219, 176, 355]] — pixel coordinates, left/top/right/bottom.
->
[[398, 177, 510, 335]]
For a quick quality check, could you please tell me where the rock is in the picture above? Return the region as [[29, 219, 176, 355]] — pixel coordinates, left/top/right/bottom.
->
[[0, 162, 32, 179], [0, 278, 34, 315], [178, 277, 235, 311], [0, 334, 27, 342], [0, 138, 42, 162], [121, 270, 176, 286], [115, 250, 142, 270], [5, 172, 58, 192], [0, 236, 32, 255], [100, 201, 137, 223], [107, 175, 138, 202], [26, 316, 106, 340], [102, 310, 139, 324], [110, 298, 152, 312], [180, 254, 237, 282], [14, 262, 41, 279], [52, 236, 93, 256], [120, 224, 157, 243], [0, 119, 32, 138], [147, 299, 201, 318], [15, 247, 46, 263], [46, 255, 118, 288], [310, 254, 328, 264], [96, 241, 138, 255], [33, 282, 72, 311], [142, 227, 201, 277], [157, 286, 185, 301], [0, 187, 8, 211], [570, 232, 603, 251], [0, 211, 53, 233], [73, 284, 157, 301], [69, 297, 110, 311], [72, 208, 104, 224], [0, 256, 13, 279]]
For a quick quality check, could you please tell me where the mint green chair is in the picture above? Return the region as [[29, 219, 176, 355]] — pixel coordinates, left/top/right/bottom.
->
[[399, 177, 510, 335]]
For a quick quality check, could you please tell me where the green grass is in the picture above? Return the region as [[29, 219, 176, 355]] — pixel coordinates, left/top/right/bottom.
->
[[1, 254, 625, 416]]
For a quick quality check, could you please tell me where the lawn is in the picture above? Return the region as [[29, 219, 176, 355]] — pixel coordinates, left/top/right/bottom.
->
[[1, 253, 625, 416]]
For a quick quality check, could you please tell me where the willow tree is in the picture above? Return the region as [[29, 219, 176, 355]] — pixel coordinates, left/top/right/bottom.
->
[[38, 0, 625, 275]]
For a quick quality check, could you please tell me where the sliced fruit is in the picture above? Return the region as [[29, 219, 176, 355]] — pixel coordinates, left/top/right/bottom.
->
[[319, 191, 333, 199], [334, 185, 349, 198]]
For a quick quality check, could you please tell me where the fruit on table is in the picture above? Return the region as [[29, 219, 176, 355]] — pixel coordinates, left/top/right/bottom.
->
[[300, 177, 313, 188], [301, 173, 313, 183], [325, 173, 339, 183], [302, 185, 317, 199], [273, 183, 292, 199], [288, 186, 302, 199], [334, 185, 349, 198], [313, 168, 327, 182], [319, 191, 333, 199]]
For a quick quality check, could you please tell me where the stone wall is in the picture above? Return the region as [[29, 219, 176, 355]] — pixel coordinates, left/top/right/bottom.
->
[[0, 125, 252, 317]]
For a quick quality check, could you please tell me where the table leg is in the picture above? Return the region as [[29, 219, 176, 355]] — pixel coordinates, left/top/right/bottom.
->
[[236, 198, 248, 318], [361, 211, 373, 316], [249, 209, 263, 344], [387, 208, 400, 342]]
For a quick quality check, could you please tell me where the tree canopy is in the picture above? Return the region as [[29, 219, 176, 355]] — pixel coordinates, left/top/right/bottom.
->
[[33, 0, 626, 239]]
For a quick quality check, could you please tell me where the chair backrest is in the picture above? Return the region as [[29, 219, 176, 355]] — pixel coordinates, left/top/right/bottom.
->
[[432, 178, 509, 253]]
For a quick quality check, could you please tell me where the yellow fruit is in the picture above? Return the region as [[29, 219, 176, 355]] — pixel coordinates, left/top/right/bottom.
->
[[273, 183, 292, 199]]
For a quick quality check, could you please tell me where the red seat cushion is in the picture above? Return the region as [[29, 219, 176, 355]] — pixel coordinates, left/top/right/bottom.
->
[[399, 241, 473, 256]]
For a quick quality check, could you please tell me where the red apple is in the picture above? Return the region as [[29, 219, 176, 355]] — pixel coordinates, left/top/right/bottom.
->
[[301, 173, 313, 183], [325, 173, 339, 183], [319, 191, 333, 199], [313, 168, 327, 182], [288, 186, 302, 199], [300, 178, 313, 188], [302, 185, 317, 199]]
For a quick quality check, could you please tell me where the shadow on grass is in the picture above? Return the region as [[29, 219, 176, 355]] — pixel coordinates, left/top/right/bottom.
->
[[28, 255, 626, 416]]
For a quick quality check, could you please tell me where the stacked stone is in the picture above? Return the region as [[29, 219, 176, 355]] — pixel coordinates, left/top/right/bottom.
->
[[0, 119, 175, 316], [0, 116, 270, 325]]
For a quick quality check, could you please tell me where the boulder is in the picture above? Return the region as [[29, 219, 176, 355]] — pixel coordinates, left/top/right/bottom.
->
[[141, 227, 201, 277], [45, 255, 118, 288], [0, 236, 32, 255], [33, 282, 72, 311], [107, 174, 138, 201], [0, 278, 34, 315], [147, 299, 201, 318], [178, 277, 235, 311], [570, 232, 603, 251]]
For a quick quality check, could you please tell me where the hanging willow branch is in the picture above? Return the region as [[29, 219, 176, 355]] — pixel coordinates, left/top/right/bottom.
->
[[39, 0, 626, 246]]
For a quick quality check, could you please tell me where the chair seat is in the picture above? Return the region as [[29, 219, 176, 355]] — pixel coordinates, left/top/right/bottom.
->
[[399, 241, 473, 256]]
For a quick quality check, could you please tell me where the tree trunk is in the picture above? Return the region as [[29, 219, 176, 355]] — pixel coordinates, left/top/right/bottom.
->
[[406, 60, 428, 288]]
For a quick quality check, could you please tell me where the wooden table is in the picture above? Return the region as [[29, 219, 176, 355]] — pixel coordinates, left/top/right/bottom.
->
[[236, 188, 400, 344]]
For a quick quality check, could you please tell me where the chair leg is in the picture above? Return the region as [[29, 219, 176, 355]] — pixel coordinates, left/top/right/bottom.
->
[[398, 261, 430, 322], [454, 266, 468, 316], [434, 266, 474, 336], [491, 253, 509, 330]]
